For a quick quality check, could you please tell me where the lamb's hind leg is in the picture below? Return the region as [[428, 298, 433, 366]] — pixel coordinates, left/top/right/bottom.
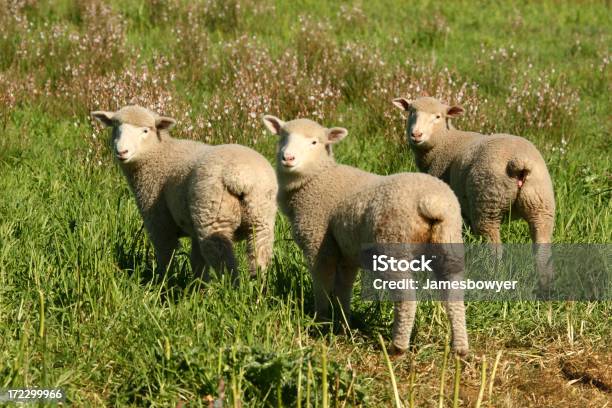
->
[[473, 216, 502, 242], [190, 238, 206, 280], [241, 190, 276, 277], [192, 187, 241, 282], [513, 169, 555, 291], [391, 300, 418, 353], [444, 300, 469, 356], [527, 214, 555, 291], [245, 226, 274, 277], [433, 240, 469, 355], [437, 264, 469, 356], [198, 232, 237, 282], [473, 217, 503, 260], [243, 202, 276, 278]]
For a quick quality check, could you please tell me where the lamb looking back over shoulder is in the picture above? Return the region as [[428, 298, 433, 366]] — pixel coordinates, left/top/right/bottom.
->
[[392, 96, 555, 287], [92, 105, 277, 280], [263, 114, 468, 355]]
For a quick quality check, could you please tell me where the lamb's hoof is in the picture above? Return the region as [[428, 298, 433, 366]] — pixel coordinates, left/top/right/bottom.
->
[[389, 342, 409, 356], [452, 345, 469, 357]]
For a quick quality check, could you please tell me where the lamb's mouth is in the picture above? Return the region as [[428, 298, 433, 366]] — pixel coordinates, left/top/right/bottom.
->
[[116, 154, 133, 162], [410, 137, 424, 145], [281, 160, 298, 169]]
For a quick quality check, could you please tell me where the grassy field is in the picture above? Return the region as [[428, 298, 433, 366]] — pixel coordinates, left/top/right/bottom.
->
[[0, 0, 611, 406]]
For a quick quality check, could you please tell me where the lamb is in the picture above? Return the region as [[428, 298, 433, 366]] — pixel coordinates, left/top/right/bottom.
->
[[92, 105, 277, 280], [392, 96, 555, 288], [262, 115, 469, 355]]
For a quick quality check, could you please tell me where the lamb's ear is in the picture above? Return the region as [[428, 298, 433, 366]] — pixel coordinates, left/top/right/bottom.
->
[[156, 116, 176, 130], [446, 105, 464, 117], [392, 98, 412, 111], [91, 111, 115, 127], [262, 115, 285, 135], [326, 127, 348, 144]]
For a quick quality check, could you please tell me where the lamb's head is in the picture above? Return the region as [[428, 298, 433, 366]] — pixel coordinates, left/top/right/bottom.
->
[[392, 96, 464, 148], [262, 115, 347, 175], [91, 105, 176, 164]]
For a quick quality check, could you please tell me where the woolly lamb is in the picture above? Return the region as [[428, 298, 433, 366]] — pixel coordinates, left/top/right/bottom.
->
[[263, 115, 469, 355], [92, 106, 277, 280], [392, 96, 555, 287]]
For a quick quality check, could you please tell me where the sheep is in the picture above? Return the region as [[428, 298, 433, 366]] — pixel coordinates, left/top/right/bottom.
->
[[92, 105, 277, 281], [392, 96, 555, 288], [262, 115, 469, 355]]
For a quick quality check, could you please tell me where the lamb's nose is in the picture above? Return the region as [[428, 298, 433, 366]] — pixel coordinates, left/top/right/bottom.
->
[[117, 149, 128, 156], [412, 130, 423, 138], [283, 152, 295, 162]]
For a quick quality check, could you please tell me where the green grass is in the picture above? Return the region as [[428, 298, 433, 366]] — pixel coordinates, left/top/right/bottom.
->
[[1, 0, 611, 406]]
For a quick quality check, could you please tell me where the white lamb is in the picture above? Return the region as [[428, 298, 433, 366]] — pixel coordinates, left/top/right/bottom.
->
[[92, 106, 277, 280], [392, 96, 555, 287], [263, 115, 469, 355]]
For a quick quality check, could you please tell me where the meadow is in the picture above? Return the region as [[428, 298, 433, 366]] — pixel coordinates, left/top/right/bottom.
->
[[0, 0, 610, 406]]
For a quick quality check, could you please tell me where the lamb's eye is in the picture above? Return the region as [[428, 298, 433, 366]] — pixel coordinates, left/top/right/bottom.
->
[[311, 140, 317, 145], [435, 115, 441, 119], [143, 128, 149, 133]]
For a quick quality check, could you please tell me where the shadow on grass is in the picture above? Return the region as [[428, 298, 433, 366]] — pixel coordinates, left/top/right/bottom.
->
[[266, 251, 400, 345], [112, 226, 196, 300]]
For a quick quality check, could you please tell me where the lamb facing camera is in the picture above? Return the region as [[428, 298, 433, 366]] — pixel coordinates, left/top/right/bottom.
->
[[92, 105, 277, 281], [263, 114, 469, 355]]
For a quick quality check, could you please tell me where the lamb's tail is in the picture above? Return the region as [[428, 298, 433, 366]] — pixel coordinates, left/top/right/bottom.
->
[[417, 194, 464, 278], [506, 157, 533, 188], [417, 194, 463, 244]]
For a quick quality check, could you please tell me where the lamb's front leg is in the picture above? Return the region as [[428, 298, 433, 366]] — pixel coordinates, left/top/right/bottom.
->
[[334, 261, 358, 328], [311, 255, 338, 322], [144, 214, 180, 276]]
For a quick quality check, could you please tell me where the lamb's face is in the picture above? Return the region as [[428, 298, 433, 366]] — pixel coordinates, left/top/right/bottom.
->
[[392, 97, 464, 148], [111, 123, 156, 163], [406, 109, 444, 146], [91, 106, 176, 164], [277, 131, 325, 172], [262, 116, 348, 175]]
